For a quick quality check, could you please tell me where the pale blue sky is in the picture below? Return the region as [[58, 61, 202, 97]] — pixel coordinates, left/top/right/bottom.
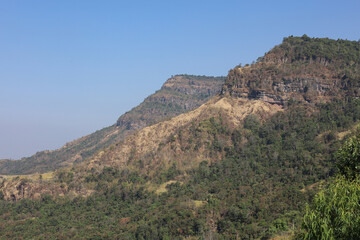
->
[[1, 0, 359, 159]]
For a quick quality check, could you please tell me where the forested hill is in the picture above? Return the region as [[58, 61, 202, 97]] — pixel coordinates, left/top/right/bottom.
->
[[223, 35, 360, 104], [0, 75, 225, 175], [0, 36, 359, 239]]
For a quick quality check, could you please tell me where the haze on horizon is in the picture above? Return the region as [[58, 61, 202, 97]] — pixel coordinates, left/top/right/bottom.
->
[[1, 0, 359, 159]]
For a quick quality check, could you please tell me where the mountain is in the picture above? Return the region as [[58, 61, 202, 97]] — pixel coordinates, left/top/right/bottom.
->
[[66, 36, 360, 182], [0, 75, 225, 175], [0, 36, 359, 239], [223, 35, 360, 104]]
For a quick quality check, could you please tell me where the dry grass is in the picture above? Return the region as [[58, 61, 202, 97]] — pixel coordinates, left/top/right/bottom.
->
[[337, 123, 360, 140], [337, 129, 353, 140], [270, 231, 294, 240], [155, 180, 178, 194], [193, 200, 206, 208], [300, 180, 323, 193], [0, 171, 55, 181], [86, 96, 283, 172]]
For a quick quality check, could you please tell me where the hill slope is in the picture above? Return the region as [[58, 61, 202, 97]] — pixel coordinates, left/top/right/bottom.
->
[[77, 36, 360, 179], [0, 36, 359, 239], [0, 75, 225, 175]]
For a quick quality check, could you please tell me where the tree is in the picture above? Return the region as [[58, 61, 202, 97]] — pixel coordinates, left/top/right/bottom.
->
[[336, 131, 360, 180], [297, 176, 360, 240], [296, 131, 360, 239]]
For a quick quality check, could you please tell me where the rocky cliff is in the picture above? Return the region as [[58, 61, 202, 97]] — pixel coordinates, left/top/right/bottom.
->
[[222, 35, 360, 104]]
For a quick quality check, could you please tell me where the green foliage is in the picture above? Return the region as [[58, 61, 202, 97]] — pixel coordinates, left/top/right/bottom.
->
[[157, 163, 180, 183], [297, 176, 360, 240], [296, 127, 360, 239], [278, 36, 360, 64], [55, 170, 74, 184], [1, 98, 360, 239], [336, 131, 360, 180], [243, 114, 260, 132]]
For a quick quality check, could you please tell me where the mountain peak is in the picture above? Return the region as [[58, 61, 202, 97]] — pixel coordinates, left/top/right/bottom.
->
[[222, 36, 360, 105], [262, 35, 360, 65]]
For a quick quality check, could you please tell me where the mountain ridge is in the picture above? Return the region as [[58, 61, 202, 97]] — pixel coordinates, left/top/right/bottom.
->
[[0, 74, 225, 175], [82, 96, 283, 176], [0, 36, 359, 239], [222, 35, 360, 105]]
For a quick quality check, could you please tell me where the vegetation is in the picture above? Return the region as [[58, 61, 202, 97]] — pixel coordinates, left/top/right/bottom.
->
[[336, 132, 360, 180], [0, 36, 359, 239], [274, 35, 360, 64], [270, 35, 360, 96], [298, 176, 360, 240], [226, 36, 360, 103], [1, 96, 359, 239], [295, 132, 360, 240]]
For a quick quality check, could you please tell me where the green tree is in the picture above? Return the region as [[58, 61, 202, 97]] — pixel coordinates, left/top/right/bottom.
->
[[297, 176, 360, 240], [296, 132, 360, 239], [336, 131, 360, 180]]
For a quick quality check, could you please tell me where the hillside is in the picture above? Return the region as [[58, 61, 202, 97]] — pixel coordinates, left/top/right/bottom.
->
[[223, 35, 360, 104], [0, 36, 359, 239], [0, 75, 225, 175], [76, 36, 360, 179]]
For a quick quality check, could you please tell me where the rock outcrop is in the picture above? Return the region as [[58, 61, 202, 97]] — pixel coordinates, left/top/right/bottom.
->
[[222, 36, 360, 104], [0, 178, 65, 201]]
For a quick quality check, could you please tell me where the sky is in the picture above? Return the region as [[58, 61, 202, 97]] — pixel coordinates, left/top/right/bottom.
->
[[1, 0, 359, 159]]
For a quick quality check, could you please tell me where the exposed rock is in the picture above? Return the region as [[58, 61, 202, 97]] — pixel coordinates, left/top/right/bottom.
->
[[222, 61, 354, 105], [222, 36, 360, 105], [0, 178, 66, 201]]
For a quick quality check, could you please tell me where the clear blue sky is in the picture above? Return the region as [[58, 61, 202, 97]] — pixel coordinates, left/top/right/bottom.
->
[[1, 0, 359, 159]]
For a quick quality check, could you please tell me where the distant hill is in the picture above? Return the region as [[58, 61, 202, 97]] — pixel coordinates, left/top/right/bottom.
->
[[0, 75, 225, 175]]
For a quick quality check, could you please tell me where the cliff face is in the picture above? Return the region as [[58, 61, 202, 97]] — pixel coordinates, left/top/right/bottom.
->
[[222, 62, 341, 105], [0, 177, 65, 201], [0, 75, 224, 175], [222, 36, 360, 105]]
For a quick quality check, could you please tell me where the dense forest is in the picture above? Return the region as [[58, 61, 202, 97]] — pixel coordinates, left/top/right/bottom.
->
[[1, 97, 359, 239], [294, 131, 360, 239]]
